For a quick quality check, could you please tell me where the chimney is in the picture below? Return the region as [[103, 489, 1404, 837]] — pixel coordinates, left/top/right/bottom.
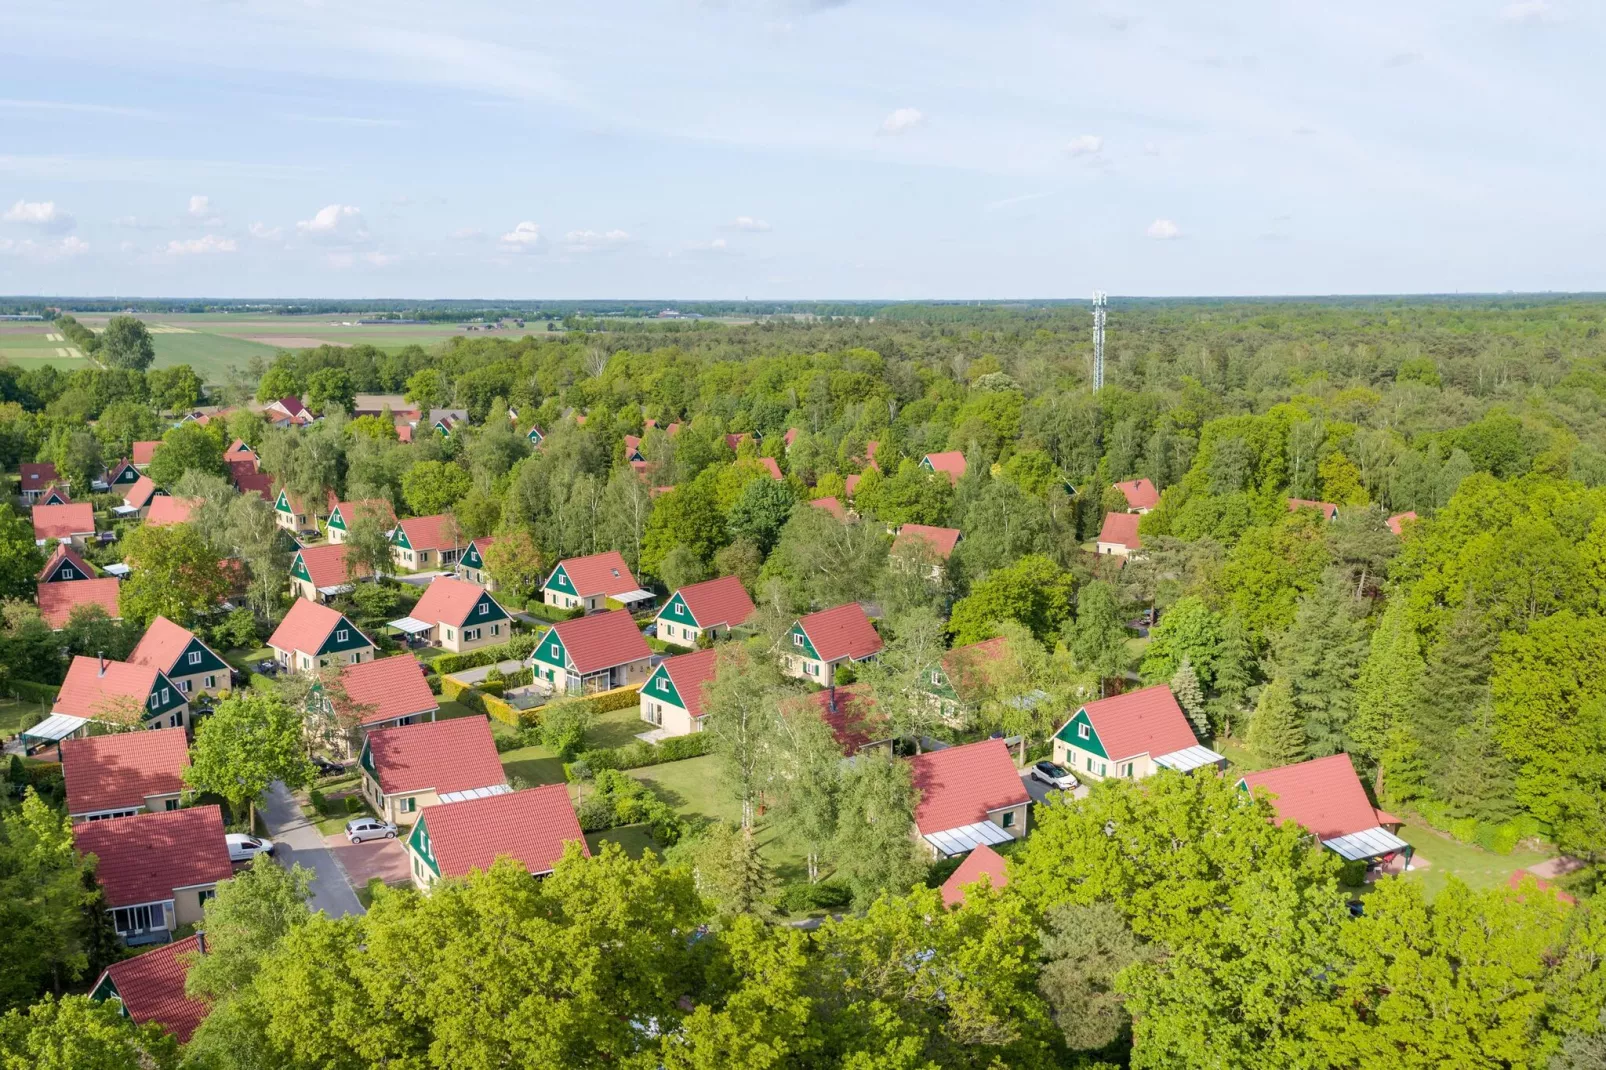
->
[[98, 652, 107, 676]]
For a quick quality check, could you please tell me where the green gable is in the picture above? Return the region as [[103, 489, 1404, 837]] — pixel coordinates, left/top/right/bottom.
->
[[389, 527, 413, 550], [315, 615, 372, 657], [464, 591, 509, 626], [433, 421, 451, 437], [532, 629, 570, 671], [919, 456, 935, 473], [359, 737, 375, 779], [274, 489, 293, 514], [40, 489, 69, 506], [42, 556, 90, 583], [526, 427, 543, 444], [1054, 708, 1108, 760], [922, 665, 957, 701], [545, 563, 575, 595], [788, 621, 822, 661], [144, 671, 188, 720], [460, 541, 484, 570], [407, 813, 441, 877], [90, 972, 123, 1007], [174, 638, 227, 677], [326, 505, 349, 531], [659, 592, 698, 628], [109, 464, 140, 486], [643, 663, 687, 711], [290, 553, 312, 583]]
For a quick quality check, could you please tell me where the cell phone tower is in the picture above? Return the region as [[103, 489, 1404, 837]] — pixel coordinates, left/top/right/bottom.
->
[[1091, 291, 1108, 392]]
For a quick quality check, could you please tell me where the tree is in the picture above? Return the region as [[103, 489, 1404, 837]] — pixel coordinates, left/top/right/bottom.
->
[[481, 529, 545, 601], [672, 823, 774, 919], [947, 553, 1076, 645], [830, 749, 925, 907], [702, 647, 788, 828], [857, 606, 949, 742], [118, 522, 227, 628], [98, 316, 156, 372], [401, 459, 472, 516], [342, 511, 394, 583], [185, 693, 314, 831], [186, 855, 314, 1002], [43, 429, 102, 494], [1066, 580, 1129, 684], [303, 367, 355, 415], [713, 539, 762, 593], [1139, 595, 1219, 687], [767, 689, 848, 883], [145, 365, 202, 414], [761, 505, 886, 612], [225, 492, 290, 622], [0, 512, 42, 603], [725, 477, 796, 556], [0, 791, 98, 1009], [655, 544, 708, 592], [1038, 901, 1150, 1058], [642, 476, 727, 578], [92, 400, 162, 458], [597, 467, 654, 571], [59, 605, 137, 663], [1248, 676, 1306, 766], [1171, 657, 1207, 737], [346, 414, 398, 442], [0, 994, 179, 1070], [1269, 571, 1369, 756], [1351, 596, 1423, 795], [955, 478, 1052, 575], [146, 422, 224, 486]]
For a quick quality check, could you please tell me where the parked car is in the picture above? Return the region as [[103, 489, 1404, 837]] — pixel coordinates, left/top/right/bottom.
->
[[225, 834, 276, 863], [1030, 761, 1079, 791], [346, 817, 398, 844], [311, 755, 346, 776]]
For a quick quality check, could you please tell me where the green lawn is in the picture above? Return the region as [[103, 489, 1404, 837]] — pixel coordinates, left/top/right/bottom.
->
[[1392, 821, 1552, 901], [588, 705, 648, 749], [0, 698, 49, 740], [626, 755, 811, 881], [586, 824, 657, 859]]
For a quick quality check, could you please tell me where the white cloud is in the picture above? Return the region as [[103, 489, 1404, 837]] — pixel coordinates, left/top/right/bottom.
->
[[499, 221, 541, 249], [1146, 218, 1182, 240], [559, 228, 631, 253], [3, 199, 74, 231], [678, 237, 732, 257], [248, 222, 283, 240], [296, 203, 362, 234], [165, 234, 237, 255], [0, 235, 87, 260], [879, 107, 924, 136], [729, 216, 772, 232], [1066, 134, 1103, 157], [188, 194, 211, 217], [1500, 0, 1554, 23], [57, 236, 88, 256]]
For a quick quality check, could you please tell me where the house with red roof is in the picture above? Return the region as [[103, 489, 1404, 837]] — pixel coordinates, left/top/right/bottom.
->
[[408, 576, 510, 654], [844, 473, 862, 498], [37, 577, 122, 629], [910, 738, 1030, 858], [360, 715, 506, 825], [325, 498, 396, 544], [144, 495, 197, 528], [120, 476, 168, 519], [725, 432, 753, 452], [272, 486, 324, 535], [811, 685, 891, 755], [289, 542, 373, 602], [920, 451, 968, 485], [129, 616, 230, 699], [20, 461, 63, 502], [1288, 498, 1340, 521], [310, 654, 438, 757], [639, 648, 718, 738], [758, 456, 784, 481], [623, 434, 645, 463], [457, 535, 498, 588], [90, 933, 210, 1041], [1096, 512, 1142, 557], [74, 805, 233, 944], [229, 460, 274, 502], [782, 603, 883, 683], [530, 608, 653, 695], [940, 842, 1008, 908], [892, 523, 962, 579], [405, 784, 587, 889], [264, 396, 314, 428], [63, 727, 190, 822], [102, 458, 142, 490], [809, 496, 848, 520], [923, 635, 1017, 725], [225, 438, 257, 461], [1113, 478, 1159, 513], [1052, 683, 1223, 782], [54, 655, 190, 731], [542, 550, 654, 614], [37, 543, 95, 584], [783, 427, 800, 449], [1387, 511, 1418, 536], [389, 513, 464, 570], [32, 502, 96, 547], [131, 440, 162, 468], [655, 574, 755, 649], [36, 482, 71, 506], [267, 598, 375, 672], [1237, 754, 1411, 869]]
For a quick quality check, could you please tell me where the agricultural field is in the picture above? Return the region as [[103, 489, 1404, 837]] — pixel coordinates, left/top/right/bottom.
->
[[0, 322, 91, 369]]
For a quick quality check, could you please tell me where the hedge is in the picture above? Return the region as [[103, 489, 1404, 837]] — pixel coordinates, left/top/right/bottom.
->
[[438, 675, 523, 727], [1411, 801, 1550, 856], [431, 633, 541, 675], [5, 680, 60, 705], [565, 730, 714, 779]]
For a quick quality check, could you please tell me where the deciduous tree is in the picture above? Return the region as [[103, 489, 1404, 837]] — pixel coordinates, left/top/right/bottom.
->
[[185, 693, 314, 831]]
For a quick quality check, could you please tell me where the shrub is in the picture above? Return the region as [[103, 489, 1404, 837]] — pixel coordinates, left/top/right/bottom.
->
[[1474, 821, 1522, 855], [833, 664, 857, 687], [309, 789, 326, 811], [492, 733, 525, 754], [344, 795, 364, 814], [1450, 817, 1480, 844], [776, 880, 852, 913], [5, 680, 60, 705], [570, 731, 713, 777], [573, 769, 684, 845], [1337, 859, 1367, 887]]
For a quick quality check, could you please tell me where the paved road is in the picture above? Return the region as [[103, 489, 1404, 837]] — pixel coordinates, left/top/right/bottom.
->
[[260, 781, 365, 917], [447, 659, 528, 685], [393, 570, 450, 588]]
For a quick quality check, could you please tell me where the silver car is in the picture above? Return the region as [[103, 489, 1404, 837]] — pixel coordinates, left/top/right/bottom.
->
[[345, 817, 398, 844]]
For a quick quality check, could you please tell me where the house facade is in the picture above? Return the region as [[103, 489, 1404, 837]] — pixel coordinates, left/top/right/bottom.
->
[[1052, 684, 1224, 782], [359, 716, 506, 825], [910, 738, 1030, 858], [288, 543, 372, 602], [54, 655, 191, 731], [542, 550, 654, 614], [267, 598, 375, 672], [457, 536, 497, 588], [37, 544, 95, 584], [272, 488, 318, 534], [20, 462, 63, 502], [325, 498, 396, 544], [390, 514, 462, 570], [655, 574, 755, 649], [129, 616, 230, 699], [530, 609, 653, 695], [890, 524, 961, 580], [73, 806, 233, 945], [408, 576, 510, 654], [781, 603, 883, 683], [639, 648, 717, 737], [1096, 512, 1142, 557]]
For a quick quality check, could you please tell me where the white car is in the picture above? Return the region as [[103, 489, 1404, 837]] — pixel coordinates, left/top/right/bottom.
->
[[346, 817, 398, 844], [1030, 761, 1079, 791], [225, 833, 276, 863]]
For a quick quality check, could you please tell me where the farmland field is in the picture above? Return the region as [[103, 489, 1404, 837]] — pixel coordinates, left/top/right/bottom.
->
[[0, 322, 92, 369]]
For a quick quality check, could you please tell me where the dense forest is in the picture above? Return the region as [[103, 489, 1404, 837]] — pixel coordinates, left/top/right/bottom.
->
[[3, 298, 1606, 1068]]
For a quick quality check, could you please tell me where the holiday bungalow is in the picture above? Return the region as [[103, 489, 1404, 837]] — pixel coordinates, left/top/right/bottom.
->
[[288, 542, 373, 602], [920, 451, 968, 485], [144, 496, 197, 528], [1052, 684, 1224, 783], [781, 602, 883, 684], [758, 456, 784, 481], [129, 616, 230, 700], [1288, 498, 1340, 521], [62, 727, 190, 822], [623, 434, 645, 463], [389, 513, 463, 571], [74, 806, 233, 945], [1096, 512, 1142, 557], [19, 461, 62, 502], [456, 535, 498, 588], [229, 461, 273, 502], [922, 635, 1016, 725], [910, 738, 1031, 858], [360, 715, 506, 826], [90, 934, 210, 1042], [309, 654, 438, 757], [939, 842, 1008, 908], [405, 576, 510, 654], [1113, 478, 1159, 513], [36, 483, 71, 506], [224, 438, 257, 462], [37, 578, 122, 629], [264, 396, 314, 428], [810, 496, 848, 520], [1387, 511, 1418, 536], [525, 425, 545, 446], [54, 655, 190, 731], [131, 440, 162, 469], [656, 574, 755, 649], [103, 459, 142, 490], [891, 524, 962, 580], [639, 648, 718, 738], [37, 543, 95, 584], [272, 488, 322, 535], [429, 408, 469, 437], [32, 502, 96, 547], [405, 785, 587, 890], [325, 498, 396, 544], [530, 609, 653, 696], [542, 550, 655, 614], [267, 598, 375, 672], [118, 476, 167, 520], [1238, 754, 1412, 872]]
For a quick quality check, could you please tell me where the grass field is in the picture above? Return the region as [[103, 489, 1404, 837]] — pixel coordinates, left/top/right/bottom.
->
[[0, 323, 91, 369]]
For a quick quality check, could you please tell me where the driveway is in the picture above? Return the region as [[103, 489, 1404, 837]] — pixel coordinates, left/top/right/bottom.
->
[[1020, 767, 1090, 805], [327, 834, 411, 887], [393, 570, 450, 588], [260, 781, 365, 917], [448, 659, 527, 686]]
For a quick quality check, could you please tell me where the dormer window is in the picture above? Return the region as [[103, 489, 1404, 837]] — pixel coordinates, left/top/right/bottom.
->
[[478, 604, 488, 615]]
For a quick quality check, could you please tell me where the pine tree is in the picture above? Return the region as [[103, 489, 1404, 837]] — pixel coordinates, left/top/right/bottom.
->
[[1248, 676, 1306, 766], [1269, 572, 1369, 757], [1412, 596, 1495, 792], [1350, 597, 1423, 792], [1441, 704, 1518, 823], [1171, 657, 1208, 738], [1211, 611, 1256, 734]]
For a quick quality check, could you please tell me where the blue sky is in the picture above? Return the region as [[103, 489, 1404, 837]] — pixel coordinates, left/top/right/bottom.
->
[[0, 0, 1599, 299]]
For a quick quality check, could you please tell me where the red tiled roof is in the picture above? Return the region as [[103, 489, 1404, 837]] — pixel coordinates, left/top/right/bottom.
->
[[412, 576, 499, 629], [783, 428, 799, 447], [38, 579, 122, 628], [725, 432, 752, 451], [396, 424, 414, 444], [338, 656, 438, 727], [810, 497, 846, 519], [293, 542, 371, 589], [923, 451, 967, 483], [941, 636, 1010, 694], [268, 598, 365, 656], [623, 434, 642, 454], [844, 474, 861, 497], [226, 439, 256, 456], [271, 396, 309, 418], [331, 498, 396, 528], [32, 502, 95, 540], [940, 842, 1008, 908], [910, 738, 1029, 836], [796, 603, 882, 663], [395, 513, 461, 552], [1097, 512, 1142, 550], [552, 550, 640, 599], [73, 806, 232, 908], [1113, 478, 1159, 510], [365, 715, 505, 795], [893, 524, 961, 560], [660, 648, 719, 719], [1387, 511, 1418, 536], [810, 686, 890, 754], [39, 482, 71, 503], [63, 727, 190, 817], [1076, 684, 1196, 763], [551, 609, 651, 674], [20, 462, 59, 490], [1506, 870, 1577, 907], [230, 464, 273, 501], [129, 616, 201, 676], [124, 476, 162, 510], [759, 456, 783, 481], [468, 535, 498, 558], [145, 496, 197, 527], [1288, 498, 1339, 520], [38, 544, 94, 582], [95, 934, 209, 1043], [673, 574, 755, 631], [1238, 754, 1388, 842], [132, 440, 162, 466], [421, 785, 588, 879], [54, 655, 165, 720]]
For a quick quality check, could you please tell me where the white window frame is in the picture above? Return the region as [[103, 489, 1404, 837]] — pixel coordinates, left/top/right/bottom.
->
[[1078, 723, 1089, 740], [188, 650, 203, 666], [336, 629, 349, 642]]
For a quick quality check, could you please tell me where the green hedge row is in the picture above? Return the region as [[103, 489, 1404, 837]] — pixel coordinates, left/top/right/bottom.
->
[[565, 730, 713, 779], [431, 633, 541, 675], [437, 676, 522, 727], [5, 680, 60, 706], [1412, 801, 1549, 855]]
